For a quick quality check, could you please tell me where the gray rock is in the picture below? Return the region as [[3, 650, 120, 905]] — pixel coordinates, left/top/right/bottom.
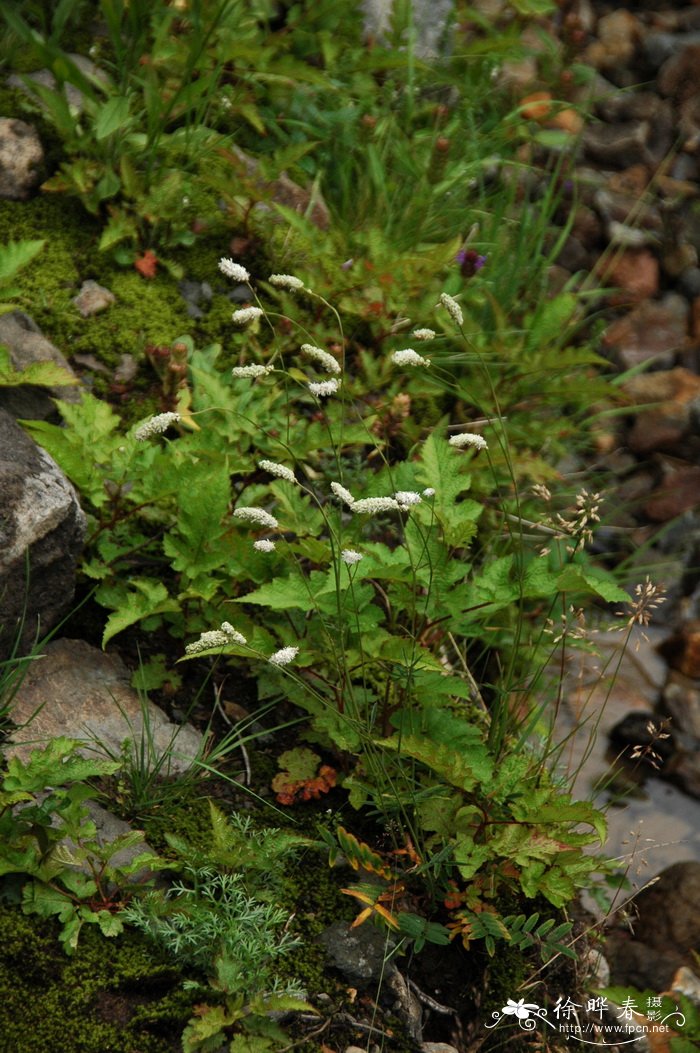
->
[[0, 310, 80, 420], [7, 638, 203, 771], [362, 0, 454, 60], [318, 919, 396, 985], [72, 279, 115, 317], [0, 411, 86, 658], [605, 862, 700, 988], [583, 118, 671, 169], [0, 118, 44, 199], [7, 54, 109, 118]]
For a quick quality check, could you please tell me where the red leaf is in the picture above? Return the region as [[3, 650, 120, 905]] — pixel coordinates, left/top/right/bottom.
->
[[135, 250, 158, 279]]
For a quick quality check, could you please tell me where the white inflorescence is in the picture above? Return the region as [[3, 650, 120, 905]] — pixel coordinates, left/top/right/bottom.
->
[[185, 622, 247, 654], [449, 432, 488, 451], [330, 481, 356, 508], [268, 645, 299, 666], [232, 306, 263, 326], [231, 364, 274, 378], [133, 412, 181, 442], [341, 549, 363, 565], [219, 258, 250, 283], [301, 344, 341, 375], [308, 379, 341, 397], [269, 274, 304, 291], [253, 539, 276, 552], [438, 292, 464, 327], [258, 459, 297, 484], [391, 348, 430, 367], [233, 507, 279, 529], [412, 328, 436, 341], [422, 487, 436, 498], [351, 496, 399, 515], [394, 490, 422, 508]]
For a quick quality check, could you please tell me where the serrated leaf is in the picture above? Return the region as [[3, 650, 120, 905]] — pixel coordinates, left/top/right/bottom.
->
[[0, 238, 45, 287], [556, 565, 630, 604], [101, 579, 180, 647], [96, 910, 123, 937], [4, 738, 117, 793], [416, 431, 481, 546]]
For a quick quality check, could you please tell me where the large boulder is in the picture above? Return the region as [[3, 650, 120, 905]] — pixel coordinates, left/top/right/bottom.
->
[[7, 638, 203, 771], [0, 410, 86, 658]]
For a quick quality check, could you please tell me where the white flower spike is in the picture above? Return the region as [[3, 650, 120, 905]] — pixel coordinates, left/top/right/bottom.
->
[[232, 364, 274, 378], [330, 482, 356, 508], [301, 344, 341, 375], [412, 328, 436, 341], [253, 539, 276, 552], [232, 306, 263, 326], [308, 379, 340, 397], [258, 460, 297, 484], [219, 258, 250, 283], [269, 274, 304, 291], [391, 349, 430, 367], [185, 623, 247, 654], [233, 507, 279, 529], [269, 646, 299, 666], [438, 292, 463, 327], [394, 491, 422, 509], [133, 412, 181, 442], [341, 550, 363, 565], [449, 433, 488, 451], [351, 497, 399, 515]]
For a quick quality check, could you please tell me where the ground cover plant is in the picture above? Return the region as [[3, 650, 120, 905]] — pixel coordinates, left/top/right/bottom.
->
[[0, 1, 659, 1050]]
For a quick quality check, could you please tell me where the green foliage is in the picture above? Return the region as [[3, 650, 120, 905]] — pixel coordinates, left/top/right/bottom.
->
[[502, 912, 575, 962], [122, 801, 314, 1051], [0, 237, 44, 310], [22, 268, 624, 952], [0, 737, 168, 952]]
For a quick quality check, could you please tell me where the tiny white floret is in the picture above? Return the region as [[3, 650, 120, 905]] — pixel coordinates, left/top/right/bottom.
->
[[412, 328, 436, 341], [341, 549, 363, 565], [422, 487, 436, 498]]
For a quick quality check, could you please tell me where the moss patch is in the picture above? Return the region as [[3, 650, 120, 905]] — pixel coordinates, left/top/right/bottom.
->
[[0, 905, 195, 1053]]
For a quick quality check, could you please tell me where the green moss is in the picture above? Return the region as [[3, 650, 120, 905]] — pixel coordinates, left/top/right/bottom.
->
[[0, 905, 194, 1053], [140, 794, 214, 855]]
